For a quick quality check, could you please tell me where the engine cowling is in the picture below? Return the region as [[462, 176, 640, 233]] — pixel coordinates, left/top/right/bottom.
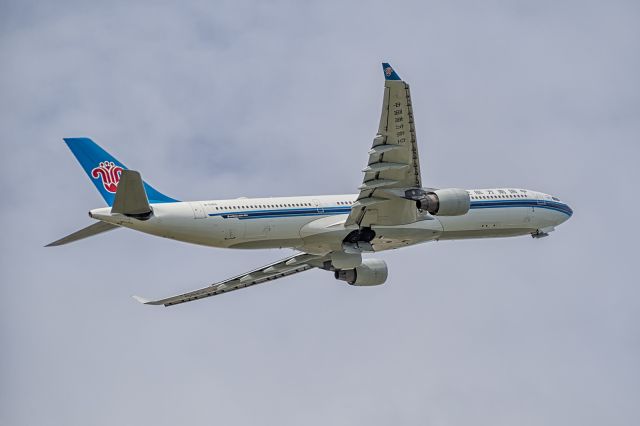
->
[[334, 259, 388, 286], [416, 188, 470, 216]]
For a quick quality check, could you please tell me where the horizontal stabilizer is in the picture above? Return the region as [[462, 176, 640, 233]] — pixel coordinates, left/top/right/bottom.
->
[[111, 170, 152, 217], [46, 221, 119, 247]]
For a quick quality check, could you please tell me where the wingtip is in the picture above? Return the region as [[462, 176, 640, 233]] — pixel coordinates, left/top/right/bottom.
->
[[381, 62, 401, 81], [132, 295, 150, 304]]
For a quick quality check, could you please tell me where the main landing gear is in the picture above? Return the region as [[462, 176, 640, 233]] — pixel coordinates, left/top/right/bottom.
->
[[342, 227, 376, 253]]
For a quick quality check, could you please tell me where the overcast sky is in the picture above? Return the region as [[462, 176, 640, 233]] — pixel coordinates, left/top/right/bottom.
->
[[1, 1, 639, 425]]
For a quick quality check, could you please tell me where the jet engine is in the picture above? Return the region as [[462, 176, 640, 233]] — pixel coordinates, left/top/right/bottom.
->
[[334, 259, 388, 286], [415, 188, 470, 216]]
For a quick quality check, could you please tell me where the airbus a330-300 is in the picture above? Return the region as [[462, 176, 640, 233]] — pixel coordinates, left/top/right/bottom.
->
[[48, 63, 573, 307]]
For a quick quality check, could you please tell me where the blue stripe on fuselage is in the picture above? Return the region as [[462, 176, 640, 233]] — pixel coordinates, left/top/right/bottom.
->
[[208, 206, 352, 220], [470, 199, 573, 216], [206, 199, 572, 220]]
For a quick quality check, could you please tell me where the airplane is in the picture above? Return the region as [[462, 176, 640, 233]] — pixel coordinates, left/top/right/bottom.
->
[[48, 63, 573, 307]]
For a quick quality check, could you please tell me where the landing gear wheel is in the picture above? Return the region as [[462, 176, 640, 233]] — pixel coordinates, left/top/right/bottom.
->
[[359, 227, 375, 242], [343, 227, 376, 245]]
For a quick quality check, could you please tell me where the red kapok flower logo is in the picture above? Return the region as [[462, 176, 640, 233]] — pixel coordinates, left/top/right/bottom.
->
[[91, 161, 123, 193], [385, 67, 393, 77]]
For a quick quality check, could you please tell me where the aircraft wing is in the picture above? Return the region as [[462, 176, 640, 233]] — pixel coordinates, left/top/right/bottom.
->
[[346, 63, 423, 227], [133, 252, 329, 307]]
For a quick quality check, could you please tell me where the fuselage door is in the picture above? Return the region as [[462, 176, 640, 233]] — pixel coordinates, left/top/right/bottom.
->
[[190, 202, 207, 219], [534, 193, 546, 216], [313, 199, 324, 214]]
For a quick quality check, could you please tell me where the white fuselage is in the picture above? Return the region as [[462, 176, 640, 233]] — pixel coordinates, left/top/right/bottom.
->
[[90, 188, 572, 255]]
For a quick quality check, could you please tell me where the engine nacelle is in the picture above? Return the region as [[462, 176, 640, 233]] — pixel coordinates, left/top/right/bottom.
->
[[334, 259, 388, 286], [416, 188, 470, 216]]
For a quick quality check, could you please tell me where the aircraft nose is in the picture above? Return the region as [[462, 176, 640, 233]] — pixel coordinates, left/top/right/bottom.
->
[[558, 202, 573, 223]]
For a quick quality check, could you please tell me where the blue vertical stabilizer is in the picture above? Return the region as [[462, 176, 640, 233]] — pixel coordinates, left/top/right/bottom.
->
[[63, 137, 178, 206]]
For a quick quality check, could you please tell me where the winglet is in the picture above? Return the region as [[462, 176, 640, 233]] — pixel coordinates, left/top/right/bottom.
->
[[132, 295, 165, 306], [382, 63, 401, 81], [132, 295, 150, 304]]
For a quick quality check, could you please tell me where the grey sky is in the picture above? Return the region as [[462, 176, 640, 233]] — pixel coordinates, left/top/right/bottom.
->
[[1, 1, 639, 425]]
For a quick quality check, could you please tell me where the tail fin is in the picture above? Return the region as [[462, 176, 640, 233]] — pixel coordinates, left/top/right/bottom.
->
[[63, 138, 178, 206]]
